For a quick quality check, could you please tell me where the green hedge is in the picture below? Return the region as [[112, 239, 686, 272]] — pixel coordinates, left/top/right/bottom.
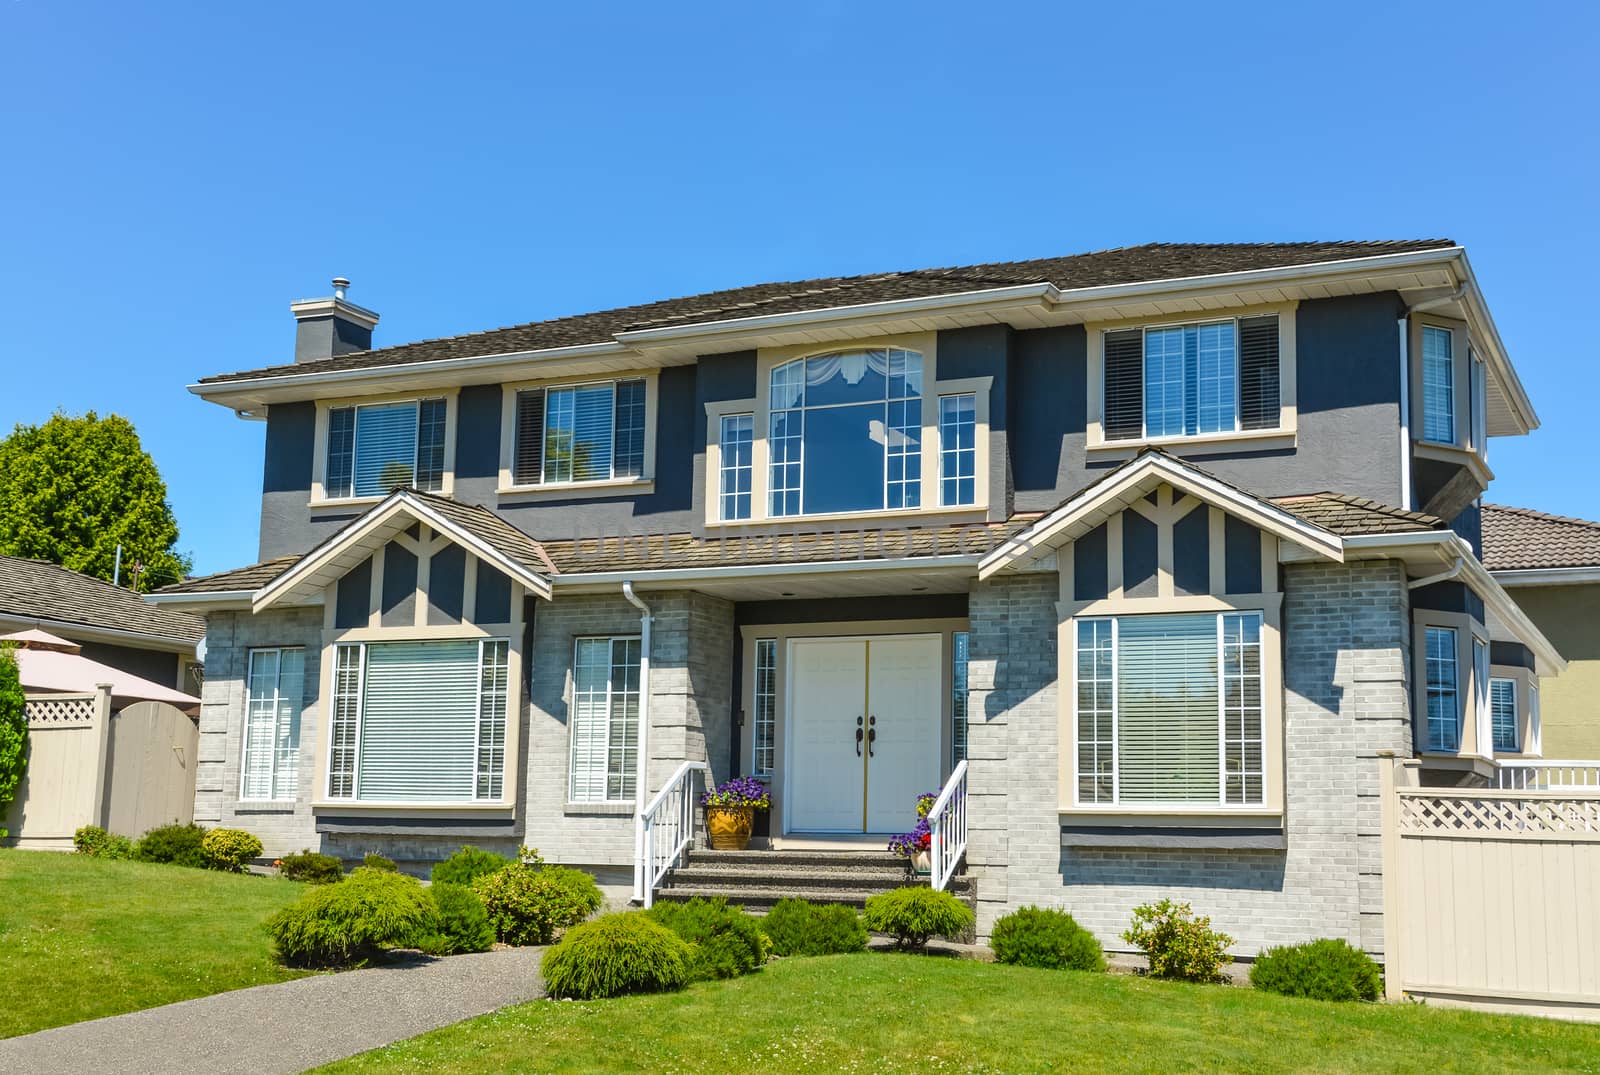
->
[[990, 907, 1104, 972], [414, 883, 496, 956], [265, 867, 437, 968], [278, 849, 344, 884], [542, 913, 692, 999], [133, 823, 208, 869], [646, 897, 769, 981], [759, 899, 867, 957], [862, 887, 974, 951], [473, 863, 602, 946], [1250, 938, 1383, 1002], [200, 828, 263, 873], [73, 825, 133, 860], [1122, 899, 1234, 983], [431, 845, 514, 887]]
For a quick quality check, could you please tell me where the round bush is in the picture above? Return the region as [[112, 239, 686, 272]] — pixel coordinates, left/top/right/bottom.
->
[[1122, 899, 1235, 983], [201, 828, 264, 873], [362, 852, 398, 872], [133, 822, 208, 869], [542, 913, 692, 999], [265, 867, 438, 968], [990, 906, 1105, 972], [760, 898, 867, 957], [413, 882, 496, 956], [278, 849, 345, 884], [646, 897, 770, 980], [473, 863, 603, 946], [431, 845, 514, 887], [1250, 938, 1382, 1002], [73, 825, 133, 860], [862, 886, 975, 951]]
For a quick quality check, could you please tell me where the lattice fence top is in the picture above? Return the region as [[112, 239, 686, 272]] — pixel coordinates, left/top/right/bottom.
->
[[24, 695, 98, 728], [1398, 791, 1600, 841]]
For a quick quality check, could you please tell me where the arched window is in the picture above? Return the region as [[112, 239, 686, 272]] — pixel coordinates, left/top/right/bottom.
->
[[768, 348, 922, 516]]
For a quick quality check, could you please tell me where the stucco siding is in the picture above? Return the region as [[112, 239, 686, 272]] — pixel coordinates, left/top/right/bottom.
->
[[1504, 582, 1600, 758]]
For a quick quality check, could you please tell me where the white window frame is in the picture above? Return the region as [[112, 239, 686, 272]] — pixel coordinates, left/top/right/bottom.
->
[[938, 393, 978, 508], [1413, 611, 1492, 757], [1085, 302, 1299, 454], [719, 413, 755, 522], [321, 636, 511, 805], [751, 637, 777, 777], [496, 372, 658, 499], [568, 635, 644, 804], [1489, 675, 1519, 754], [1421, 324, 1456, 446], [951, 630, 970, 765], [311, 391, 458, 506], [1069, 610, 1266, 809], [240, 647, 305, 803]]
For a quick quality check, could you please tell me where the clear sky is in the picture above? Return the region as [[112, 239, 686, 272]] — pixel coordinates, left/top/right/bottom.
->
[[2, 3, 1596, 575]]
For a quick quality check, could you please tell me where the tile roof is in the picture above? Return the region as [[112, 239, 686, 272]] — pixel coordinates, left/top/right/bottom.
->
[[0, 555, 205, 644], [1269, 493, 1445, 537], [199, 241, 1453, 385], [1481, 504, 1600, 572]]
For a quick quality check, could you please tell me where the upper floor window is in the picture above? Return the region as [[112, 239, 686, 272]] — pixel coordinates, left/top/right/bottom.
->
[[719, 414, 753, 521], [1104, 316, 1280, 441], [939, 394, 977, 507], [1424, 626, 1460, 751], [768, 349, 922, 516], [512, 378, 646, 487], [327, 399, 447, 499], [1422, 325, 1455, 444]]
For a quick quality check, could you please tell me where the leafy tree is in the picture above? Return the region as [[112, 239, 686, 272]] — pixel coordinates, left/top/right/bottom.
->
[[0, 646, 26, 839], [0, 412, 191, 591]]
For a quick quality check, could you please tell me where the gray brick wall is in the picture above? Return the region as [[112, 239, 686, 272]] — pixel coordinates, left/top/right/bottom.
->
[[971, 559, 1412, 957]]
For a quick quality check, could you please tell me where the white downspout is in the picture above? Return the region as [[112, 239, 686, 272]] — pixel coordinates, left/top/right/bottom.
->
[[1397, 318, 1412, 510], [623, 581, 652, 903], [1407, 556, 1465, 591]]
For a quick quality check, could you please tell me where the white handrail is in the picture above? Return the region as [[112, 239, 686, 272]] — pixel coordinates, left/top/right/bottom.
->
[[639, 760, 710, 909], [1496, 760, 1600, 791], [928, 760, 968, 892]]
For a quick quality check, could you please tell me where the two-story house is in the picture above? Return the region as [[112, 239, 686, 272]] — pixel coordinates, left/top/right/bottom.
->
[[151, 242, 1562, 956]]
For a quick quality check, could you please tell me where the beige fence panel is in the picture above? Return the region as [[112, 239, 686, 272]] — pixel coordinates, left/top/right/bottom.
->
[[1381, 755, 1600, 1018], [3, 687, 114, 850], [104, 701, 198, 836]]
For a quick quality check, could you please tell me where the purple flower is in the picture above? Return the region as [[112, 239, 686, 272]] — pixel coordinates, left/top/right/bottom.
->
[[701, 776, 772, 810]]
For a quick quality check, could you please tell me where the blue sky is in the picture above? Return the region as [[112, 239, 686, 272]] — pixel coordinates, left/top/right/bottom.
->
[[2, 3, 1596, 575]]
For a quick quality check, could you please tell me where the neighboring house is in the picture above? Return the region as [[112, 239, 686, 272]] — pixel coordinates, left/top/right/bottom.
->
[[0, 555, 205, 692], [150, 241, 1562, 958], [1483, 504, 1600, 758]]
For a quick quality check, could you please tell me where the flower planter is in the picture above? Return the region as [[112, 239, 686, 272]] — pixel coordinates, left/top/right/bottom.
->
[[911, 849, 932, 875], [705, 804, 755, 850]]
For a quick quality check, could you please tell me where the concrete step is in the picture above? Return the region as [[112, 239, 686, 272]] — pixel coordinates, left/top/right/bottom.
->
[[682, 847, 905, 870], [653, 885, 900, 910]]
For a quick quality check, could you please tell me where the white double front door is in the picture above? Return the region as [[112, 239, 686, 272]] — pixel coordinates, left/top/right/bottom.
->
[[787, 634, 943, 833]]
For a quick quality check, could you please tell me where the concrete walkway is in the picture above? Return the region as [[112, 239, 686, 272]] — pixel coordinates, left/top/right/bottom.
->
[[0, 946, 546, 1075]]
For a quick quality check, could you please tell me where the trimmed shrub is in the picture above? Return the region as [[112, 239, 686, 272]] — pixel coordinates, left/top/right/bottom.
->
[[265, 867, 438, 968], [278, 849, 344, 884], [646, 897, 770, 981], [412, 882, 496, 956], [201, 828, 263, 873], [1250, 938, 1383, 1002], [362, 852, 398, 872], [0, 646, 25, 841], [759, 898, 867, 957], [73, 825, 133, 860], [431, 845, 514, 887], [473, 863, 603, 946], [862, 886, 975, 951], [134, 822, 208, 869], [1122, 899, 1235, 983], [542, 912, 692, 999], [990, 906, 1105, 972]]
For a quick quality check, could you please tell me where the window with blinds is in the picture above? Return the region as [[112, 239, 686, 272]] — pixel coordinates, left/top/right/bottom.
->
[[952, 631, 970, 764], [1490, 677, 1518, 753], [1422, 326, 1455, 444], [1424, 626, 1460, 752], [325, 399, 448, 498], [752, 638, 776, 776], [1102, 316, 1280, 441], [241, 648, 304, 801], [324, 638, 510, 802], [511, 379, 647, 487], [569, 636, 642, 803], [1074, 611, 1265, 807]]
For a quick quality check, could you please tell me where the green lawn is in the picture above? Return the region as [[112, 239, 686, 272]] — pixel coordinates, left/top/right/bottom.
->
[[321, 952, 1600, 1075], [0, 849, 309, 1038]]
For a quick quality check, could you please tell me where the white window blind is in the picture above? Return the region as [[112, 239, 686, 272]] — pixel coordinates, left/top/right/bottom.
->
[[326, 639, 509, 802], [327, 399, 447, 498], [1422, 326, 1455, 444], [1425, 626, 1460, 751], [569, 636, 641, 802], [354, 402, 420, 496], [545, 384, 615, 484], [242, 648, 304, 801], [1490, 677, 1518, 753]]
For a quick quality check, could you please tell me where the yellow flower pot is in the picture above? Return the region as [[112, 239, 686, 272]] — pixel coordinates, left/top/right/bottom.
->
[[705, 804, 755, 850]]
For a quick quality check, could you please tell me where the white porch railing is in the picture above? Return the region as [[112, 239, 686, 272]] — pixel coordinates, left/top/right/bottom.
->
[[1495, 760, 1600, 791], [927, 759, 968, 892], [639, 761, 710, 909]]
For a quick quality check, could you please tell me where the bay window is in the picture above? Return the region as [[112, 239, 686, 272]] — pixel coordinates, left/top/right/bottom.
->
[[569, 636, 642, 803], [768, 348, 923, 516], [326, 398, 448, 498], [242, 647, 304, 801], [325, 638, 509, 802], [1422, 325, 1455, 444], [1074, 611, 1265, 807], [1104, 316, 1280, 441], [1424, 626, 1460, 751], [511, 378, 646, 487], [1490, 677, 1518, 752]]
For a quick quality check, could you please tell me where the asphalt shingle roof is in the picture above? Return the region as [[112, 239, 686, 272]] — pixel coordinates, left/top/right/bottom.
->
[[199, 241, 1454, 385], [1270, 493, 1445, 537], [0, 555, 205, 644], [155, 557, 300, 595], [1481, 504, 1600, 572]]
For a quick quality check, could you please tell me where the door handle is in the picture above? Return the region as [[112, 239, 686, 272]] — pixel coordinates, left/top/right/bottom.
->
[[868, 714, 877, 758], [855, 715, 864, 757]]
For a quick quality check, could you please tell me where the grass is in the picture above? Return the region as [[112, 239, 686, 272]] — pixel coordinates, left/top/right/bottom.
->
[[0, 849, 310, 1038], [319, 953, 1600, 1074]]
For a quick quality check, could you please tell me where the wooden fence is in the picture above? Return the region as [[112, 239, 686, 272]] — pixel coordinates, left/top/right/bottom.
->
[[1381, 755, 1600, 1018]]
